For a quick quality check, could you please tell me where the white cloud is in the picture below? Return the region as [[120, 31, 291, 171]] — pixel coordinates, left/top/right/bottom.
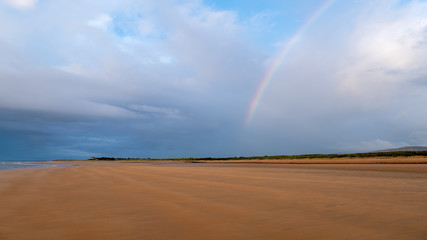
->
[[247, 0, 427, 153], [5, 0, 37, 9], [337, 1, 427, 109], [55, 63, 87, 76], [159, 56, 172, 63], [262, 1, 427, 113], [139, 19, 155, 36], [87, 13, 112, 31]]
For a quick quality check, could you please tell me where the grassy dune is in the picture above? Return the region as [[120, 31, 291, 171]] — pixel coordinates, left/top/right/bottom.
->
[[86, 151, 427, 162]]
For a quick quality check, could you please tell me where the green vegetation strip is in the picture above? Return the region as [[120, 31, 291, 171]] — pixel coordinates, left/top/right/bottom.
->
[[88, 151, 427, 161]]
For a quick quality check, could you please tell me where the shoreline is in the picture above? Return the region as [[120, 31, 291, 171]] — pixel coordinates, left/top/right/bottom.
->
[[0, 160, 67, 172]]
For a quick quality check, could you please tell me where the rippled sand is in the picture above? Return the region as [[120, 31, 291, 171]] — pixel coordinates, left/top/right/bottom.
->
[[1, 161, 426, 239]]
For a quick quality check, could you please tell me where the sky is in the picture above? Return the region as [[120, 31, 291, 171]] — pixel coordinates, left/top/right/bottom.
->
[[1, 0, 427, 160]]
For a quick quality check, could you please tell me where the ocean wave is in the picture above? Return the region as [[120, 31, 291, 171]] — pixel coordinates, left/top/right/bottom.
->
[[0, 161, 59, 171]]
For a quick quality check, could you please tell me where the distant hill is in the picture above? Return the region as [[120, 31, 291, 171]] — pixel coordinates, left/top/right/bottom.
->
[[376, 146, 427, 152]]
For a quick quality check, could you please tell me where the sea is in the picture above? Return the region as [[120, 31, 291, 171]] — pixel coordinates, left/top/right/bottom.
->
[[0, 160, 62, 171]]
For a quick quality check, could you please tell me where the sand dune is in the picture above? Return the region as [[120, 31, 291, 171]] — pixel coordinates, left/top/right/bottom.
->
[[1, 162, 426, 239], [190, 156, 427, 164]]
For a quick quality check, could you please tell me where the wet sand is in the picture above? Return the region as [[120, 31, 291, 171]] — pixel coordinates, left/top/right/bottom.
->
[[1, 161, 426, 239]]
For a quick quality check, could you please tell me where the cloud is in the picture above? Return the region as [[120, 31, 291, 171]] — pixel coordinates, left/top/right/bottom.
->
[[0, 0, 264, 159], [245, 0, 427, 154], [4, 0, 37, 9], [335, 139, 408, 153], [138, 19, 155, 36], [128, 104, 184, 120], [409, 131, 427, 146], [0, 0, 426, 159], [87, 14, 112, 31], [336, 0, 427, 109]]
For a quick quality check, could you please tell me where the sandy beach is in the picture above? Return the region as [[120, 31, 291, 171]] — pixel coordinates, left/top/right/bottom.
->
[[1, 160, 426, 239]]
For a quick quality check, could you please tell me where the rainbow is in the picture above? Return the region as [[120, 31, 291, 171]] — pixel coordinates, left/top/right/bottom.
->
[[245, 0, 335, 125]]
